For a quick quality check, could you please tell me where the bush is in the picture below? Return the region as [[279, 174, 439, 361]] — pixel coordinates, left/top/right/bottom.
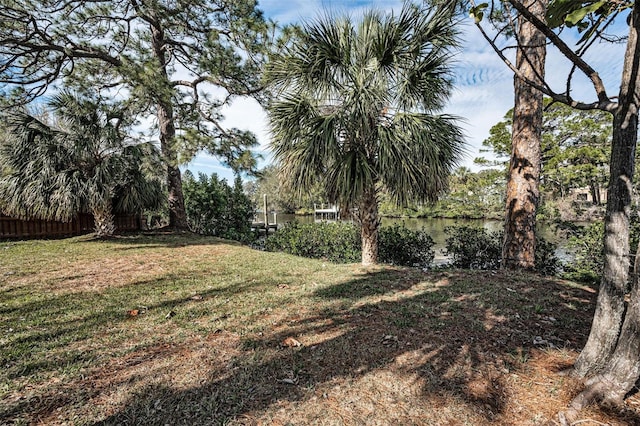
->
[[443, 226, 502, 270], [265, 221, 435, 267], [560, 219, 640, 284], [379, 224, 434, 268], [559, 222, 605, 283], [182, 171, 255, 243], [535, 236, 561, 276], [265, 221, 360, 263], [443, 225, 559, 275]]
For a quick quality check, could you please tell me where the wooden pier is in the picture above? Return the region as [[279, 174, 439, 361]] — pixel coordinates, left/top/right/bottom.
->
[[314, 203, 339, 222], [251, 194, 278, 234]]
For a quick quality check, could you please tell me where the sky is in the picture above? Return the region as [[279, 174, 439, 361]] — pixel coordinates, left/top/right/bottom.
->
[[181, 0, 627, 182]]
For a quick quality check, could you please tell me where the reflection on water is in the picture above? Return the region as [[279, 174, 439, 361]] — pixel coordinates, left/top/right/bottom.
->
[[275, 214, 572, 264]]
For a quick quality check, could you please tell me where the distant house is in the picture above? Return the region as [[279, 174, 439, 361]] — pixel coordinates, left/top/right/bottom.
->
[[568, 187, 607, 205]]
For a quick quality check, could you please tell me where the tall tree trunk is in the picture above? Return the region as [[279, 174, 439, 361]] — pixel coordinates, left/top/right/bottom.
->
[[573, 4, 640, 379], [150, 17, 188, 230], [91, 202, 116, 238], [568, 219, 640, 414], [359, 185, 379, 266], [502, 0, 547, 270]]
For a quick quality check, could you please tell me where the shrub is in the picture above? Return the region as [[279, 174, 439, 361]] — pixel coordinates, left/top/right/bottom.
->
[[560, 222, 604, 283], [443, 226, 502, 270], [379, 224, 434, 268], [535, 235, 561, 276], [182, 171, 255, 243], [443, 225, 559, 275], [264, 221, 360, 263], [560, 219, 640, 284], [265, 221, 435, 267]]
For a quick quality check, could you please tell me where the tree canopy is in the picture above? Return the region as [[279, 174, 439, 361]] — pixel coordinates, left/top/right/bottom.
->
[[265, 2, 465, 265], [0, 91, 163, 237], [0, 0, 270, 228], [481, 100, 611, 202]]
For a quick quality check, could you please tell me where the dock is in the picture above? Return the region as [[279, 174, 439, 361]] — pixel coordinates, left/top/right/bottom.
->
[[314, 203, 339, 222], [252, 194, 278, 234]]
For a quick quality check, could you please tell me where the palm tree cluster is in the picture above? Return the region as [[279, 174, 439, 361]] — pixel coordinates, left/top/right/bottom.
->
[[265, 2, 466, 265], [0, 92, 163, 237]]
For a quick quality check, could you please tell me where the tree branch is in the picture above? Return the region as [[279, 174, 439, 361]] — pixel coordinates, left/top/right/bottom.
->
[[507, 0, 611, 104]]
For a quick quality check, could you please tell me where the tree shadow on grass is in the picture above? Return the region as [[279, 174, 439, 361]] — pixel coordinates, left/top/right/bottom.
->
[[100, 231, 240, 250], [5, 267, 640, 425], [86, 269, 640, 425]]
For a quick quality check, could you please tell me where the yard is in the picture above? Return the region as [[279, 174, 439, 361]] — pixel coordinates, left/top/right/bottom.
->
[[1, 233, 639, 425]]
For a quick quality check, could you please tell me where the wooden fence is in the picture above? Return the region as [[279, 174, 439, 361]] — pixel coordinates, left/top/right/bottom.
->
[[0, 213, 142, 239]]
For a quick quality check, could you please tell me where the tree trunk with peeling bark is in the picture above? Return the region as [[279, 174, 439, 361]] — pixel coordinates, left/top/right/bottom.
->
[[150, 15, 188, 230], [569, 4, 640, 407], [359, 185, 380, 266], [502, 0, 547, 270]]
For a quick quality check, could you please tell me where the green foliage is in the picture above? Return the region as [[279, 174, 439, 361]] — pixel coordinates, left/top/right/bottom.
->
[[561, 222, 604, 283], [444, 226, 503, 270], [0, 0, 271, 229], [0, 1, 269, 169], [444, 225, 559, 275], [535, 237, 562, 276], [546, 0, 632, 44], [244, 164, 326, 214], [553, 216, 640, 283], [264, 221, 361, 263], [266, 2, 464, 207], [265, 222, 435, 267], [480, 99, 611, 206], [265, 2, 464, 264], [379, 224, 435, 268], [379, 168, 506, 220], [0, 92, 163, 236], [182, 171, 255, 243]]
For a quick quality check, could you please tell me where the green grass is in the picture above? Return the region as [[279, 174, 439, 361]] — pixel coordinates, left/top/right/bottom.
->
[[0, 233, 633, 425]]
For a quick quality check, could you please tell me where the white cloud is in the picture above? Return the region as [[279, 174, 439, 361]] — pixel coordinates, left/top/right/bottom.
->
[[187, 3, 626, 180]]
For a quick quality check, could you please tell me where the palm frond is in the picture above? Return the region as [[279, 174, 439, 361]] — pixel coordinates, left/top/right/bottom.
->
[[0, 92, 163, 224], [266, 1, 465, 209]]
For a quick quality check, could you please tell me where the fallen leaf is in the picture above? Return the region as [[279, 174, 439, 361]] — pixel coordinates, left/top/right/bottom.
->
[[281, 337, 302, 347], [127, 309, 139, 317]]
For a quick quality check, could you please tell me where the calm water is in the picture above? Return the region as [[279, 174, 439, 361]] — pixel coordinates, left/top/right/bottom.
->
[[275, 214, 572, 264]]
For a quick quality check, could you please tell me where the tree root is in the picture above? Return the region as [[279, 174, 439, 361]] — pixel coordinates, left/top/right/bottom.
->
[[555, 375, 630, 425]]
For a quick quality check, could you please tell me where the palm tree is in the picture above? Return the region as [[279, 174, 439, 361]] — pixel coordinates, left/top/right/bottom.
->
[[0, 92, 163, 237], [266, 2, 465, 265]]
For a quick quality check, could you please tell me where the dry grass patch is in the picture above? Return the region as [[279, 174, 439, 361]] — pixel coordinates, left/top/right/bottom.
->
[[1, 233, 640, 425]]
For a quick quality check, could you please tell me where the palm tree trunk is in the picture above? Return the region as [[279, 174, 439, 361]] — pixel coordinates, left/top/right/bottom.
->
[[502, 0, 547, 270], [359, 185, 379, 266], [92, 202, 116, 238]]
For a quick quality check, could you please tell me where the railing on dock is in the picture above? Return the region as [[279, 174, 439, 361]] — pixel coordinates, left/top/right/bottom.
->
[[313, 203, 339, 222]]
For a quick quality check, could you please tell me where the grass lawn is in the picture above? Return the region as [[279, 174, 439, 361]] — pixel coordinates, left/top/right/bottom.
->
[[1, 233, 639, 425]]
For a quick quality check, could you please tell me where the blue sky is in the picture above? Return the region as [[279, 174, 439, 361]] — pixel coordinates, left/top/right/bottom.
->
[[182, 1, 627, 182]]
